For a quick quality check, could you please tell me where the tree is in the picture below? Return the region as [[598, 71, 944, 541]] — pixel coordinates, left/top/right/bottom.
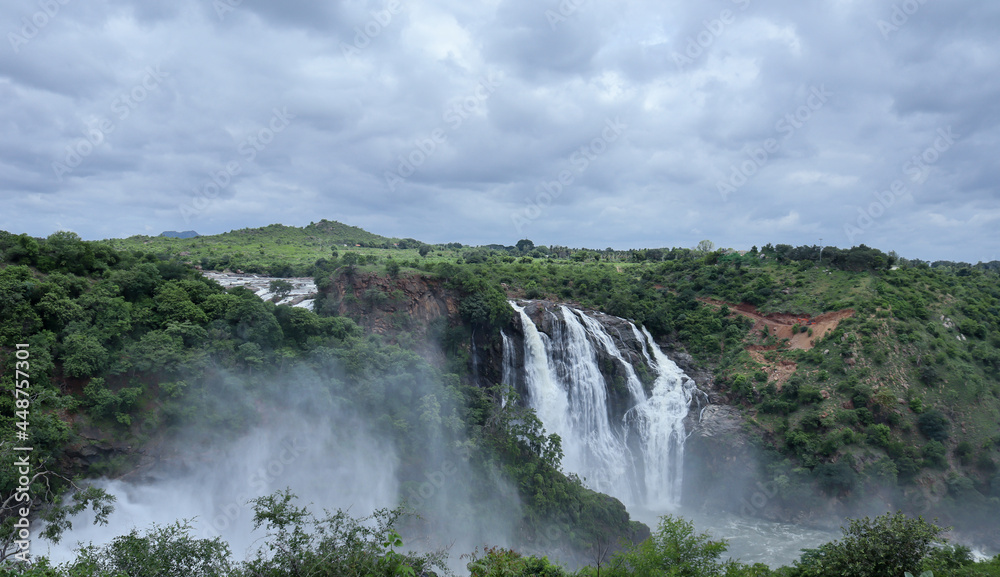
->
[[268, 279, 294, 301], [516, 239, 535, 253], [67, 520, 232, 577], [612, 515, 728, 577], [695, 240, 714, 254], [241, 490, 447, 577], [340, 251, 361, 275], [385, 259, 401, 278], [0, 472, 115, 563], [418, 245, 431, 257], [62, 332, 109, 377], [793, 511, 943, 577], [917, 409, 950, 441], [154, 283, 208, 325]]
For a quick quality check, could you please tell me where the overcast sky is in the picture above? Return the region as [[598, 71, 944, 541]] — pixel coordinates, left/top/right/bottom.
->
[[1, 0, 998, 262]]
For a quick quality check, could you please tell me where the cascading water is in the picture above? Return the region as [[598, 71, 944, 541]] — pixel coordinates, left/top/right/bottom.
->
[[505, 301, 696, 509], [625, 326, 697, 509]]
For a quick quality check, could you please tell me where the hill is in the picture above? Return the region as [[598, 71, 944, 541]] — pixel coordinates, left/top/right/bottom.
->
[[108, 220, 431, 277], [158, 230, 199, 238]]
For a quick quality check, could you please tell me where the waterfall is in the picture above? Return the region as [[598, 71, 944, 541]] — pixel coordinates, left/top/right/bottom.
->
[[625, 326, 696, 509], [504, 301, 696, 509]]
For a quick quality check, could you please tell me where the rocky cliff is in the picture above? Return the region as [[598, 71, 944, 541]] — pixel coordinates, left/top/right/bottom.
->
[[322, 271, 461, 365]]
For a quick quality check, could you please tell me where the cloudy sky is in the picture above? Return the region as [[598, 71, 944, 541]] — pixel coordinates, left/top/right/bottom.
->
[[1, 0, 998, 262]]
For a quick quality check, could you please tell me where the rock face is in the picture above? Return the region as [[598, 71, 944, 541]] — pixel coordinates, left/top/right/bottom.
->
[[323, 271, 461, 365], [682, 404, 757, 512]]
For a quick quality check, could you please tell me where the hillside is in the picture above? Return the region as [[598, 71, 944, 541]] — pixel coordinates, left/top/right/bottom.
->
[[1, 227, 999, 574], [100, 225, 1000, 538], [464, 244, 1000, 538], [0, 229, 644, 566], [108, 220, 429, 277]]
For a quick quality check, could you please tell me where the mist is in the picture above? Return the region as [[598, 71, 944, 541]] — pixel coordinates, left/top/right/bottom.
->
[[34, 354, 523, 571]]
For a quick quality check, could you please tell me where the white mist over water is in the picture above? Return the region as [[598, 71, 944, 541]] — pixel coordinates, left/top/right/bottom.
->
[[34, 414, 398, 564], [506, 301, 695, 509], [630, 506, 839, 568]]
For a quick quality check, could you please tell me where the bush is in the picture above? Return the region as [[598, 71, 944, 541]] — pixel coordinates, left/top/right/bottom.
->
[[793, 511, 943, 577], [607, 515, 729, 577], [923, 440, 948, 469], [466, 546, 568, 577], [917, 409, 950, 441], [67, 521, 233, 577], [815, 460, 857, 495], [954, 440, 974, 466]]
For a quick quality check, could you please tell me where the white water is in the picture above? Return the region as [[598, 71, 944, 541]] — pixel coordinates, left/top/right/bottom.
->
[[625, 326, 697, 509], [506, 301, 694, 509]]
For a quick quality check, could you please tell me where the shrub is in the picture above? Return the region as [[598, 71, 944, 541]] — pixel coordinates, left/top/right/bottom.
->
[[793, 511, 943, 577], [67, 521, 233, 577], [466, 546, 568, 577], [608, 515, 729, 577], [923, 440, 948, 469], [954, 441, 974, 466], [917, 409, 950, 441]]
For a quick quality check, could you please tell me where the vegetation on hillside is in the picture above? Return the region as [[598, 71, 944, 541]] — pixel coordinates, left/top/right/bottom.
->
[[0, 229, 642, 565], [1, 224, 999, 574]]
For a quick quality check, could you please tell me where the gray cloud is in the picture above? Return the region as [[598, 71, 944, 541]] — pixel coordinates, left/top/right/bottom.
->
[[0, 0, 998, 261]]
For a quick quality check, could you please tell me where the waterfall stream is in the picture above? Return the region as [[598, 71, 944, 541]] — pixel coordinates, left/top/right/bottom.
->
[[505, 301, 695, 509]]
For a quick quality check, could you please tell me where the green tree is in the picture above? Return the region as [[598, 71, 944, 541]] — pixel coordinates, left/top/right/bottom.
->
[[385, 259, 401, 278], [917, 409, 950, 441], [611, 515, 729, 577], [67, 520, 232, 577], [268, 279, 294, 301], [154, 282, 209, 325], [793, 511, 943, 577], [61, 332, 108, 377], [241, 490, 446, 577]]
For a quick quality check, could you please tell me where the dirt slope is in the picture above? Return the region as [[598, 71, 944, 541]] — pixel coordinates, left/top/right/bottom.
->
[[700, 298, 854, 350]]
